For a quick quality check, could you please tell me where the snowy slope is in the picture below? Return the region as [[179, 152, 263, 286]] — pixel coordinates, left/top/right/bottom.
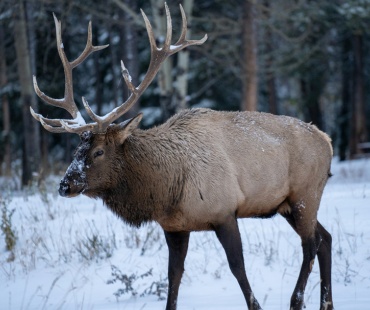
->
[[1, 158, 369, 309]]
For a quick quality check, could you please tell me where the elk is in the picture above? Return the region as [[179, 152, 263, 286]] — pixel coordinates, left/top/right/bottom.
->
[[31, 4, 334, 310]]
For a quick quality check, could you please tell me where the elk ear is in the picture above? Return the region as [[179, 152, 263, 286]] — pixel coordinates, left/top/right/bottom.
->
[[116, 113, 143, 145]]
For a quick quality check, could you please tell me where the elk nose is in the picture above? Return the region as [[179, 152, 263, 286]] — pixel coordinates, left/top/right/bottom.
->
[[59, 179, 70, 197]]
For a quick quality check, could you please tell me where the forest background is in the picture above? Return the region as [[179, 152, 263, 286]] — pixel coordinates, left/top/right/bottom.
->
[[1, 0, 370, 187]]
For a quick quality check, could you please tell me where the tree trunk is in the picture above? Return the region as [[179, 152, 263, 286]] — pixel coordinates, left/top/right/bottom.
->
[[120, 0, 139, 119], [151, 0, 174, 121], [174, 0, 194, 112], [338, 35, 351, 161], [300, 78, 323, 129], [13, 0, 41, 186], [264, 0, 277, 114], [94, 26, 104, 116], [27, 0, 48, 174], [0, 25, 11, 176], [109, 28, 119, 109], [40, 130, 50, 174], [350, 34, 367, 158], [25, 1, 36, 76], [60, 4, 73, 165], [241, 0, 258, 111], [267, 73, 277, 114]]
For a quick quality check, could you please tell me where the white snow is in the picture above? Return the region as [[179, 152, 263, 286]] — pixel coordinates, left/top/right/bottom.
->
[[170, 45, 181, 51], [1, 158, 370, 309]]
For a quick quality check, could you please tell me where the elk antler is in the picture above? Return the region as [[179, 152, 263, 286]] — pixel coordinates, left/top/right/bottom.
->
[[31, 13, 109, 133], [32, 3, 207, 134]]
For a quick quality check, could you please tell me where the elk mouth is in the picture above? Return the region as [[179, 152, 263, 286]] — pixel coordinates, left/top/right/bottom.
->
[[59, 179, 86, 198]]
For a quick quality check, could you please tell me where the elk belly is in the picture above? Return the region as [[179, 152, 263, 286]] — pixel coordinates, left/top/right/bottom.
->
[[235, 176, 290, 219]]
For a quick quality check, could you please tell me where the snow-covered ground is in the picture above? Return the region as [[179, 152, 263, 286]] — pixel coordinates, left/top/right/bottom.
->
[[1, 158, 369, 309]]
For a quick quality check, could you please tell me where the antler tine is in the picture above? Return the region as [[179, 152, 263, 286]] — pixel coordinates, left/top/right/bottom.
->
[[82, 97, 101, 123], [30, 107, 72, 133], [120, 60, 136, 93], [140, 8, 157, 53], [70, 21, 109, 69], [33, 76, 71, 114], [32, 13, 109, 134], [175, 4, 187, 45], [163, 3, 173, 50], [86, 3, 208, 133]]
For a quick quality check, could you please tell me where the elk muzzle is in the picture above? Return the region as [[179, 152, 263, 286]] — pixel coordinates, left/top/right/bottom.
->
[[59, 159, 87, 197]]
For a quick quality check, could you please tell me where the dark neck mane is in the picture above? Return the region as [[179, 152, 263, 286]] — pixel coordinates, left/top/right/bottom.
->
[[100, 129, 187, 227]]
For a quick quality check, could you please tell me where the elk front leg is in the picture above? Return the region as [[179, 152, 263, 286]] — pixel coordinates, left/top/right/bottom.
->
[[214, 216, 262, 310], [164, 231, 190, 310]]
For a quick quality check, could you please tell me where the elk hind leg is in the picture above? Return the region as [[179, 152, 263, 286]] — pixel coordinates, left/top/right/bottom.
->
[[214, 216, 262, 310], [316, 222, 334, 310], [164, 231, 190, 310], [281, 200, 321, 310]]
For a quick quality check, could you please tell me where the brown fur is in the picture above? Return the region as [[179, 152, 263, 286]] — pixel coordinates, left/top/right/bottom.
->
[[81, 108, 332, 230], [60, 108, 334, 310]]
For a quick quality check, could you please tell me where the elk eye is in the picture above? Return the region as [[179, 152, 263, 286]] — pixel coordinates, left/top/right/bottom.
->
[[93, 150, 104, 158]]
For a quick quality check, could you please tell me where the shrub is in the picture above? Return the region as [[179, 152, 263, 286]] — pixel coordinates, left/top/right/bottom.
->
[[0, 196, 17, 261]]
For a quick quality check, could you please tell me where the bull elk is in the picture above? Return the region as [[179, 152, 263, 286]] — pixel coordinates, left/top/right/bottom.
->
[[31, 4, 334, 310]]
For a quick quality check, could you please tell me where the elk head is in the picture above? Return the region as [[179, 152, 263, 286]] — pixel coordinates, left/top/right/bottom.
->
[[31, 4, 207, 198]]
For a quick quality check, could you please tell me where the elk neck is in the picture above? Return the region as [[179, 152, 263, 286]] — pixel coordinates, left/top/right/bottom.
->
[[99, 124, 194, 228]]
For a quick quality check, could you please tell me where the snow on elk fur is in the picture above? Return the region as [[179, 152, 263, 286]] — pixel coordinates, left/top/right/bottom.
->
[[31, 4, 334, 310]]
